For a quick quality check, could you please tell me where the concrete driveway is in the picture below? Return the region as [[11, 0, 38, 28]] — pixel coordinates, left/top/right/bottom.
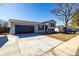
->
[[0, 33, 64, 56]]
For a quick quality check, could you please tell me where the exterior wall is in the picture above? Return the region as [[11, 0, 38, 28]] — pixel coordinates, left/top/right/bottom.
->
[[46, 22, 56, 33], [9, 22, 15, 34], [34, 25, 39, 33]]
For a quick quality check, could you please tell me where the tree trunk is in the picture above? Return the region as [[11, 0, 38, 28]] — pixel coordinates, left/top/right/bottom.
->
[[65, 21, 68, 30], [64, 20, 68, 33]]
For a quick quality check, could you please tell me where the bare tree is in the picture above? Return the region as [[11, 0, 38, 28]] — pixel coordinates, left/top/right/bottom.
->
[[51, 3, 78, 30], [0, 19, 8, 27]]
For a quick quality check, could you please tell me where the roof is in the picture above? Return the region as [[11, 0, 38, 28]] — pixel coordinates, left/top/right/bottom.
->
[[8, 19, 39, 24], [9, 19, 39, 23], [58, 25, 64, 27], [42, 19, 56, 23], [8, 19, 56, 24]]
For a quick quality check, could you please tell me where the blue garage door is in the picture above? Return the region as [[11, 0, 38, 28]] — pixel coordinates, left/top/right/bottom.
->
[[15, 25, 34, 34]]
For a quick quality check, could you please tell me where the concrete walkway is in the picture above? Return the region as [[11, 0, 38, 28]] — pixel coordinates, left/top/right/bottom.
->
[[0, 34, 63, 56], [18, 35, 63, 56], [43, 35, 79, 56], [0, 35, 20, 56]]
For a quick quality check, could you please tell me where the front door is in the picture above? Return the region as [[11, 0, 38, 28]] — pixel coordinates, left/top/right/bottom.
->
[[45, 25, 48, 32]]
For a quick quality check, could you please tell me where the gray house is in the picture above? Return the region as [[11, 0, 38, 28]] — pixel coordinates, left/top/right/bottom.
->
[[9, 19, 56, 34]]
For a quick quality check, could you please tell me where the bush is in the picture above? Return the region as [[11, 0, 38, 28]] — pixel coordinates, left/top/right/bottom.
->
[[4, 27, 10, 33], [68, 26, 76, 30], [0, 27, 10, 33]]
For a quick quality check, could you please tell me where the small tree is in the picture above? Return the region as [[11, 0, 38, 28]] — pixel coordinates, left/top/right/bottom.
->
[[50, 3, 78, 31], [71, 8, 79, 26]]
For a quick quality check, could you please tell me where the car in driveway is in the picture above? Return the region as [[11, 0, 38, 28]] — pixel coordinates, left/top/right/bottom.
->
[[63, 27, 76, 33], [66, 29, 76, 33]]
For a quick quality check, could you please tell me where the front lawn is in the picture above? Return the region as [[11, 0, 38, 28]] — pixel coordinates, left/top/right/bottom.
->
[[47, 32, 79, 41]]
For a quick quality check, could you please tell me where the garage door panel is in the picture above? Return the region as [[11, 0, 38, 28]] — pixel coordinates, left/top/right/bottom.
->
[[15, 25, 34, 34]]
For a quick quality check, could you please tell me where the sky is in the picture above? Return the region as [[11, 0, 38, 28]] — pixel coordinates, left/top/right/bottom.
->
[[0, 3, 64, 25]]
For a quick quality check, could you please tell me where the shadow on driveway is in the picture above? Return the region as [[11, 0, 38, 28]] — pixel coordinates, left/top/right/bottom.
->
[[15, 32, 59, 38], [15, 33, 42, 38], [0, 36, 8, 48]]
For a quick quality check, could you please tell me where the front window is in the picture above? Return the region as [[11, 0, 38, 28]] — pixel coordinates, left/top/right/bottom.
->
[[38, 25, 44, 30], [50, 23, 55, 27]]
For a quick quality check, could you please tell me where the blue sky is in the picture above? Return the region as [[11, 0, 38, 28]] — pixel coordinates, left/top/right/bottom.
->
[[0, 3, 63, 25]]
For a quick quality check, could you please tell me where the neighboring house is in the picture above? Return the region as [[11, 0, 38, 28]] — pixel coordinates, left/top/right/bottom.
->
[[58, 25, 64, 32], [55, 27, 59, 32], [55, 25, 64, 32], [9, 19, 56, 34]]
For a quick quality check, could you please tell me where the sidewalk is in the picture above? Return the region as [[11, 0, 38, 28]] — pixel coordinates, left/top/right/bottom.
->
[[43, 35, 79, 56]]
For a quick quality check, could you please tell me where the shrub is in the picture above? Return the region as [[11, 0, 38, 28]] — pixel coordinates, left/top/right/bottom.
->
[[4, 27, 10, 33], [0, 27, 10, 33], [68, 26, 76, 30]]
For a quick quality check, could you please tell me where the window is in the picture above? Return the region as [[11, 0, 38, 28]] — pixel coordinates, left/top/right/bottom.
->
[[51, 23, 55, 27], [38, 25, 44, 30]]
